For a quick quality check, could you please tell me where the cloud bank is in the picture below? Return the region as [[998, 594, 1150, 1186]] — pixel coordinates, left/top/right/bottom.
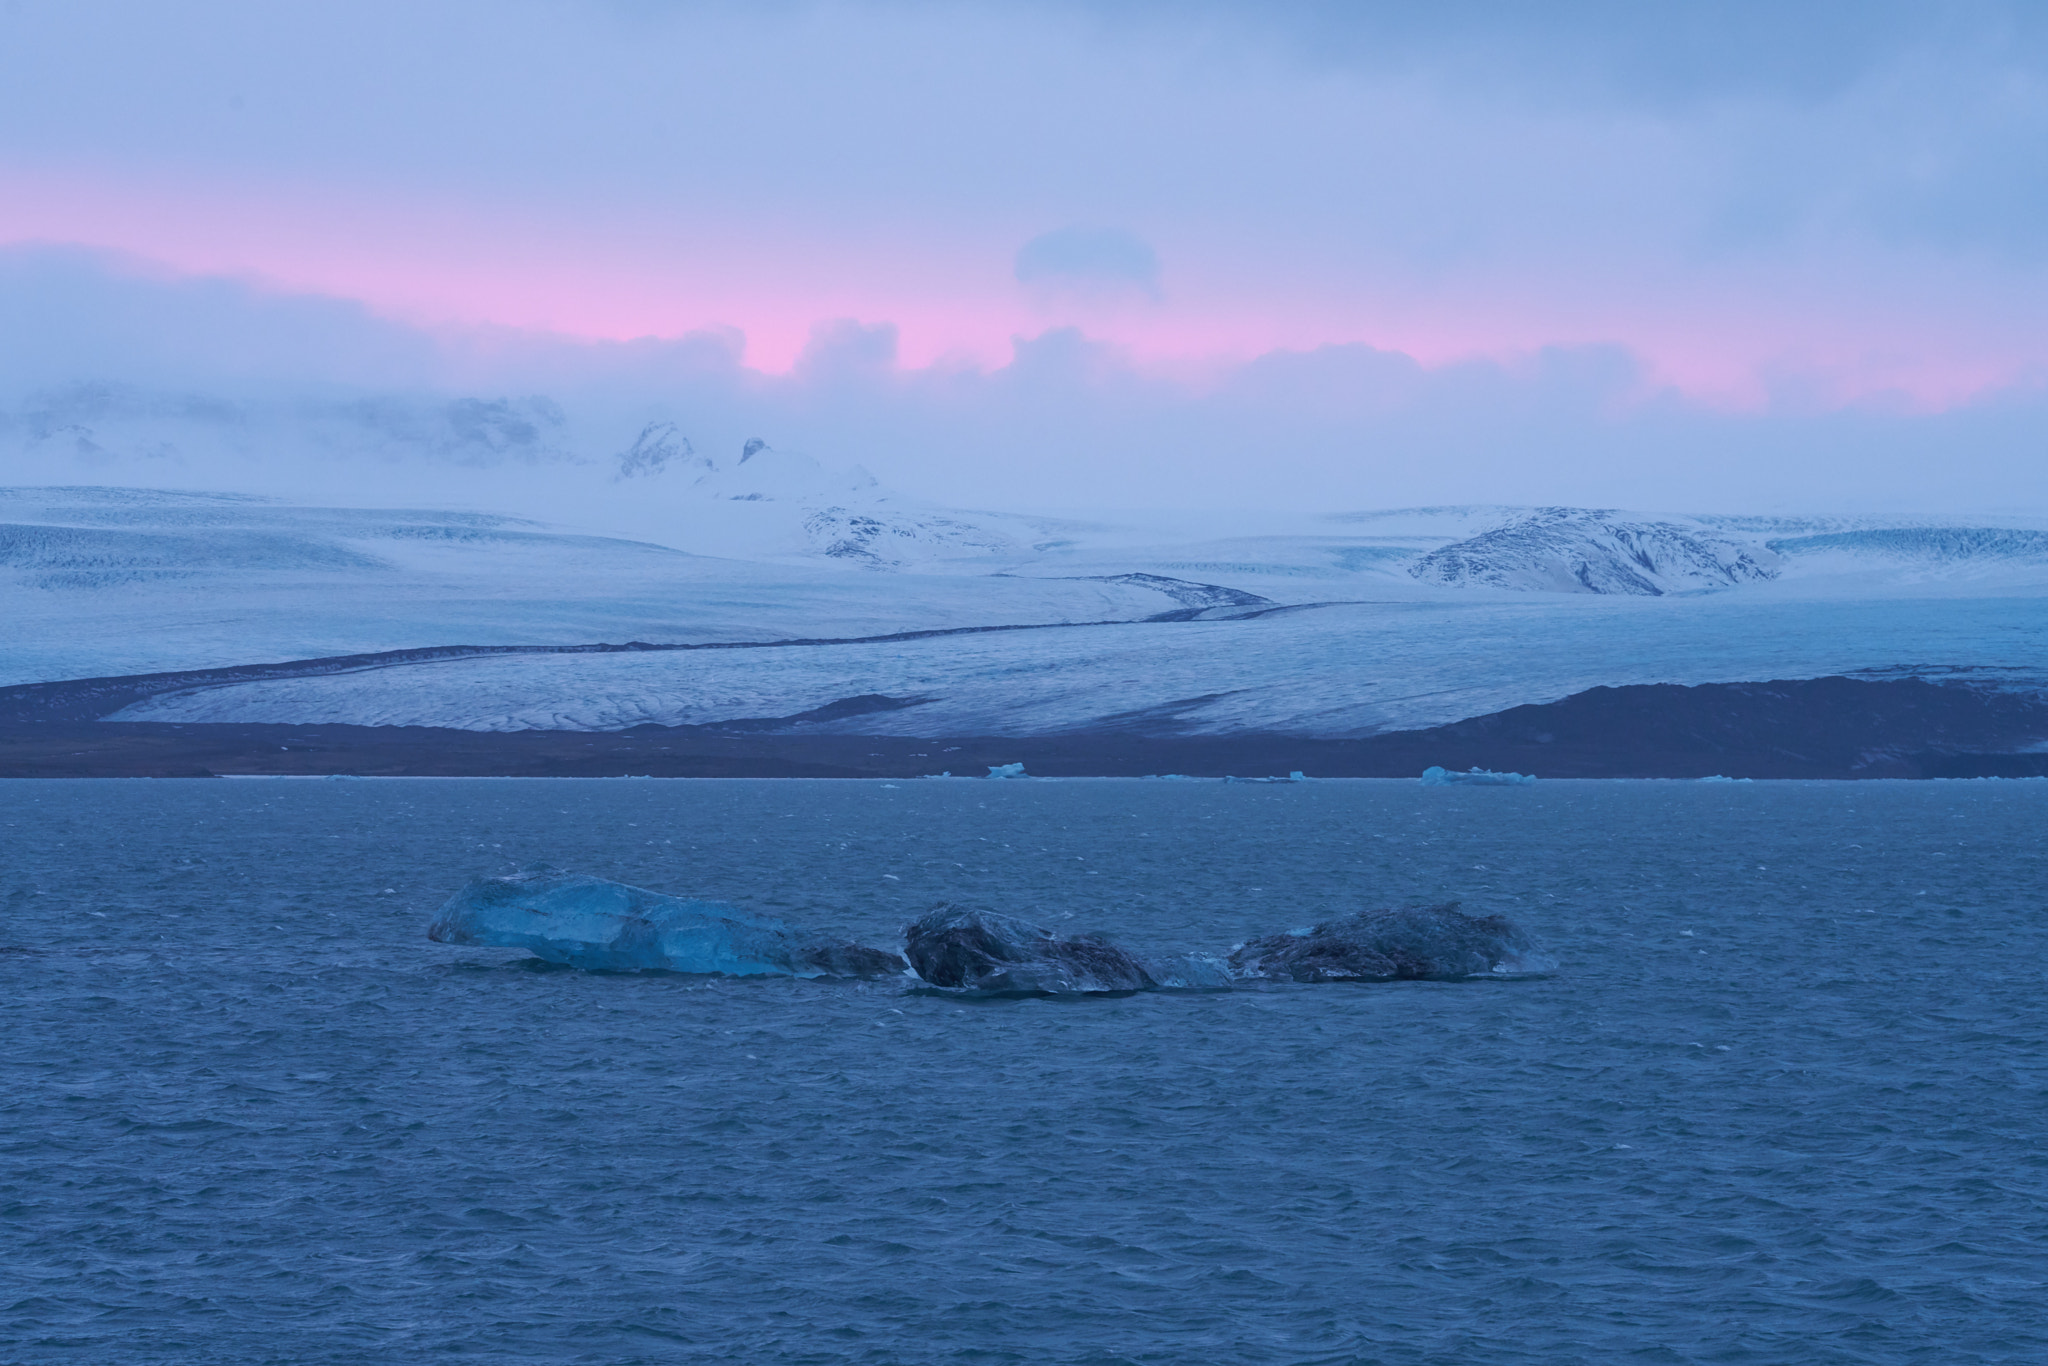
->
[[2, 246, 2042, 520], [1, 1, 2045, 516]]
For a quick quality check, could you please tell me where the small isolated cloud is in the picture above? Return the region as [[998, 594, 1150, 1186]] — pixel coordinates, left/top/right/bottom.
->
[[1014, 226, 1161, 301]]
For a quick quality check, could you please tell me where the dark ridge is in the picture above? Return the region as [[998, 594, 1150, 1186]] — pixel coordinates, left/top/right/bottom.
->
[[1072, 573, 1273, 609], [1406, 676, 2048, 777], [1091, 691, 1252, 731], [1142, 601, 1347, 623], [3, 676, 2045, 778], [655, 694, 933, 733]]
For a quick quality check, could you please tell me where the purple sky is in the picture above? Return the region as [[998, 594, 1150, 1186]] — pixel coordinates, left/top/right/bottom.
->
[[3, 1, 2046, 513]]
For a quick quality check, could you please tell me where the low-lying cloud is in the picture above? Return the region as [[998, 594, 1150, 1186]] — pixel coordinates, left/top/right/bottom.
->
[[2, 248, 2041, 522], [9, 1, 2048, 400]]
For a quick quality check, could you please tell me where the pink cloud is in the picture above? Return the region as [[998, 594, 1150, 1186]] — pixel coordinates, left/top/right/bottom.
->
[[1, 164, 2037, 411]]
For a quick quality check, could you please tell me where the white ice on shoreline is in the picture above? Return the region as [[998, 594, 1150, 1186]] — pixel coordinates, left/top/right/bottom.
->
[[1421, 766, 1537, 786]]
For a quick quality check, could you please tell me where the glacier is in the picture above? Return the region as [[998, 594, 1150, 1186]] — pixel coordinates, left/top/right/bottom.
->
[[78, 594, 2048, 739], [427, 867, 906, 978], [8, 486, 2048, 744], [1228, 904, 1553, 982]]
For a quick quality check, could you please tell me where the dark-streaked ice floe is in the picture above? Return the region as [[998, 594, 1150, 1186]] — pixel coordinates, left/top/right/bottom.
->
[[1228, 903, 1555, 982], [903, 904, 1164, 993]]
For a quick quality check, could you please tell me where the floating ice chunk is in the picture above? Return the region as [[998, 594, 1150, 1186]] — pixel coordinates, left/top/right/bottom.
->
[[1225, 771, 1308, 784], [1229, 902, 1554, 981], [427, 867, 904, 978], [1697, 775, 1753, 783], [903, 904, 1156, 993], [986, 762, 1028, 779], [1420, 765, 1536, 786]]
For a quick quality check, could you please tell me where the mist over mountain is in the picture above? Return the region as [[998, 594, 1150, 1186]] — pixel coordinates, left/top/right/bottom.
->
[[4, 248, 2046, 521]]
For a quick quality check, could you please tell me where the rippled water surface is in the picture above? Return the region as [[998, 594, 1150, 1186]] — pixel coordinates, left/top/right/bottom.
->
[[5, 777, 2047, 1365]]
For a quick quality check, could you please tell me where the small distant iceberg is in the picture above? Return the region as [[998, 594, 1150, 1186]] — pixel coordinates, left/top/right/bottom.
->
[[1229, 903, 1554, 982], [1225, 771, 1307, 784], [1420, 765, 1535, 786], [986, 762, 1028, 779], [1697, 775, 1753, 783], [427, 866, 905, 978]]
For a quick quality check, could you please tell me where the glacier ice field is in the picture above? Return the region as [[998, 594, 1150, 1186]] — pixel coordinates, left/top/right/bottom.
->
[[4, 483, 2047, 735]]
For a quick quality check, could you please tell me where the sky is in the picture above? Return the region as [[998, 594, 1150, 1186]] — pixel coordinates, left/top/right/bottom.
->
[[2, 0, 2046, 516]]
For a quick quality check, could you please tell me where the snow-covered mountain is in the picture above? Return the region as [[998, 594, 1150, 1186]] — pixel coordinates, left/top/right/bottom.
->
[[602, 432, 1083, 569], [14, 377, 2043, 590], [643, 431, 881, 505], [1408, 508, 1782, 596], [0, 380, 1092, 574]]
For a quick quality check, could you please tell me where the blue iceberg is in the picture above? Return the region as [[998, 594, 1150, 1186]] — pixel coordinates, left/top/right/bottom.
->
[[427, 867, 905, 978], [1228, 903, 1554, 982], [1420, 765, 1536, 786]]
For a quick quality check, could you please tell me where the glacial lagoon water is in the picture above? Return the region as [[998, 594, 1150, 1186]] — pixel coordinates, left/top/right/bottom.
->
[[3, 776, 2046, 1364]]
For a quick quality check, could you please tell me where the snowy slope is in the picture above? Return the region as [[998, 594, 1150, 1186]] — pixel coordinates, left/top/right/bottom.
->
[[1765, 527, 2048, 583], [1408, 508, 1782, 595], [0, 486, 1268, 685]]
